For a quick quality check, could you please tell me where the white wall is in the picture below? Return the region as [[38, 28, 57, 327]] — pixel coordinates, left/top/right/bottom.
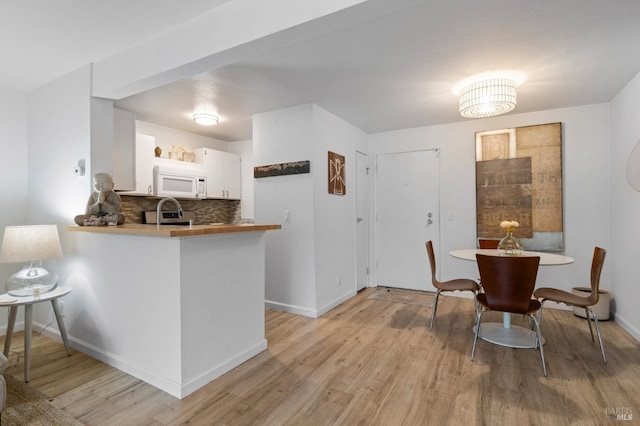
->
[[254, 104, 317, 316], [610, 71, 640, 340], [254, 103, 367, 317], [0, 87, 29, 333], [26, 65, 94, 336], [28, 67, 93, 223], [312, 105, 368, 312], [369, 104, 611, 302], [0, 87, 28, 235]]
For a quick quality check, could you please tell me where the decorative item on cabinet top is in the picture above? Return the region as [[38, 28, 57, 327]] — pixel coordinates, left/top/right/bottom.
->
[[254, 161, 311, 178], [168, 145, 196, 162]]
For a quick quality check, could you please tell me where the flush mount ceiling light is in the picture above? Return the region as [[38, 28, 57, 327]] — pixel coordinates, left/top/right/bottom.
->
[[458, 77, 517, 118], [193, 113, 219, 125]]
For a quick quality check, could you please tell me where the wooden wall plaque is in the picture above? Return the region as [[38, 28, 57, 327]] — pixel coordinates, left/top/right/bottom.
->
[[254, 161, 310, 178], [328, 151, 346, 195]]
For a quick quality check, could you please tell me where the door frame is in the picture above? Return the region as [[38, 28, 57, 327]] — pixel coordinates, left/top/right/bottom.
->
[[355, 150, 371, 291]]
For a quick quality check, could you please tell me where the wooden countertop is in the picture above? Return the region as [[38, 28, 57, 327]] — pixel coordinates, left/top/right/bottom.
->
[[66, 223, 280, 237]]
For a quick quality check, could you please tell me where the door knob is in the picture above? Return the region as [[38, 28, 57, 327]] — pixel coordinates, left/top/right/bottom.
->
[[357, 217, 363, 223]]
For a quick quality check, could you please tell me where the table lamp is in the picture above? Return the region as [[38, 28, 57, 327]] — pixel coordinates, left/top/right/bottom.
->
[[0, 225, 63, 297]]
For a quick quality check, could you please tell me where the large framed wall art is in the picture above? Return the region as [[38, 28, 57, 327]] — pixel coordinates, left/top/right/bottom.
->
[[475, 122, 563, 251]]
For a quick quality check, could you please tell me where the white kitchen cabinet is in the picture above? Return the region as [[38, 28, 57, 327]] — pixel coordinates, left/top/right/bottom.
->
[[194, 148, 241, 199], [223, 152, 241, 199], [117, 133, 155, 195], [112, 108, 135, 190], [134, 134, 155, 195]]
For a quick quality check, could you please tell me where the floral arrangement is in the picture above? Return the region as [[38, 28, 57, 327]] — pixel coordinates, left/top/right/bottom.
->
[[500, 220, 519, 233], [498, 220, 523, 255]]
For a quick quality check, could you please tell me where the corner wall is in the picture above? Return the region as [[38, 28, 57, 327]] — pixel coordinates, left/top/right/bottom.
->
[[26, 65, 94, 339], [254, 103, 367, 317], [0, 87, 29, 333], [609, 70, 640, 340], [312, 105, 368, 314], [254, 104, 317, 316]]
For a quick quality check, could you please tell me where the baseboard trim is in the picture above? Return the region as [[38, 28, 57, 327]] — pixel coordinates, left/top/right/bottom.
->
[[266, 291, 357, 319], [42, 331, 267, 399], [265, 300, 318, 318], [612, 313, 640, 342], [316, 291, 357, 317]]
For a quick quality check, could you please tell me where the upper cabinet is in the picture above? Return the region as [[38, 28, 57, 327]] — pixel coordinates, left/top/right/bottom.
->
[[132, 134, 155, 195], [112, 108, 136, 191], [194, 148, 241, 200], [114, 132, 155, 195]]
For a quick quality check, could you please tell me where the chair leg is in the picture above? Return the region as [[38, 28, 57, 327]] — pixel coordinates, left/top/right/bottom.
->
[[473, 293, 479, 325], [471, 310, 484, 360], [429, 290, 441, 330], [586, 307, 607, 364], [538, 300, 546, 324], [530, 314, 547, 377], [534, 301, 547, 350], [583, 307, 595, 342]]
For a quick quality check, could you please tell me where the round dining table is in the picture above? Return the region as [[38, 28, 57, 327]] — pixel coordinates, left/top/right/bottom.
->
[[449, 248, 574, 348]]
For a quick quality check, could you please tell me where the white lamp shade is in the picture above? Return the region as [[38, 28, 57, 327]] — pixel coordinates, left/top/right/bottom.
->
[[0, 225, 63, 263], [459, 78, 517, 118], [193, 113, 219, 125]]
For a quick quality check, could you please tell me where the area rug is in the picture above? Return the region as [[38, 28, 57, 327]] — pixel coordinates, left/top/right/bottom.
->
[[2, 375, 82, 425], [367, 287, 434, 308]]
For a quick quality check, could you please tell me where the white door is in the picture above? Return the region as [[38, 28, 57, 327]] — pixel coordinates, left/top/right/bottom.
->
[[356, 151, 370, 291], [376, 149, 440, 291]]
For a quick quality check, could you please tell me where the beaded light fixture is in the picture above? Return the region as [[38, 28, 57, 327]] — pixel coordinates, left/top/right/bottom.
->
[[459, 78, 517, 118]]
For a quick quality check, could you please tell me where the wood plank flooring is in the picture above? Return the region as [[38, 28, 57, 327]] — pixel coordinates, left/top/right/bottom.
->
[[3, 288, 640, 425]]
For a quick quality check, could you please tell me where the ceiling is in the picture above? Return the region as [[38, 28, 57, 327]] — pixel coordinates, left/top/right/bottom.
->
[[4, 1, 640, 142]]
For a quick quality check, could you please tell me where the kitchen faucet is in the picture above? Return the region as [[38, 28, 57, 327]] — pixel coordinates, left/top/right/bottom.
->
[[156, 197, 183, 229]]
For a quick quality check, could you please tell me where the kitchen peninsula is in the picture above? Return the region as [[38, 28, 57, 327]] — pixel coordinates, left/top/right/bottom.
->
[[66, 223, 280, 399]]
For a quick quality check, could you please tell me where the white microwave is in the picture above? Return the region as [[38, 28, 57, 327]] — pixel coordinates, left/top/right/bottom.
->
[[154, 166, 206, 199]]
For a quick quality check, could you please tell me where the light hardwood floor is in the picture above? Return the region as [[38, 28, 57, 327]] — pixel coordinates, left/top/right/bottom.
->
[[3, 288, 640, 425]]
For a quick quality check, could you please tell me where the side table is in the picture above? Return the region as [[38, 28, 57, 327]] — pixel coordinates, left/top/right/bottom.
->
[[0, 286, 72, 382]]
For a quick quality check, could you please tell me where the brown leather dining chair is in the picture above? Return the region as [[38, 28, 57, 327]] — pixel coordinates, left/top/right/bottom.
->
[[534, 247, 607, 363], [472, 254, 547, 376], [426, 241, 479, 330], [478, 238, 500, 249], [477, 239, 500, 286]]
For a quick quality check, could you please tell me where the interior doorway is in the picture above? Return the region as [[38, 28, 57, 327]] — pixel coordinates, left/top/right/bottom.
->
[[356, 151, 370, 291], [375, 149, 440, 291]]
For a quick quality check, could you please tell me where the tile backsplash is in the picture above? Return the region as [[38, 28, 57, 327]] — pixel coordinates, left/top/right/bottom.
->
[[120, 195, 241, 225]]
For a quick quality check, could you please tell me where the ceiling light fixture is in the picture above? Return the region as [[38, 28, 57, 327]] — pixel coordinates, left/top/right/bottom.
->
[[458, 78, 517, 118], [193, 113, 219, 126]]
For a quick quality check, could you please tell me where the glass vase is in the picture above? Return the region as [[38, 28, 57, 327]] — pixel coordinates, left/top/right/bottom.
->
[[498, 231, 523, 256]]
